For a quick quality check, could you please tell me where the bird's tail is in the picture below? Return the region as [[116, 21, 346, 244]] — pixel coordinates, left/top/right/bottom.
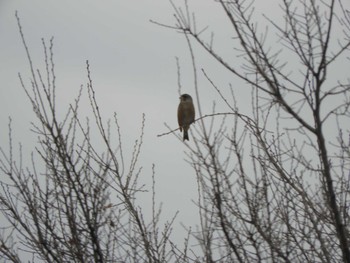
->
[[183, 130, 189, 141]]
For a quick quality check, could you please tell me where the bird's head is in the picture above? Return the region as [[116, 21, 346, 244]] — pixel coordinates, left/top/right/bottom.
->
[[179, 94, 193, 102]]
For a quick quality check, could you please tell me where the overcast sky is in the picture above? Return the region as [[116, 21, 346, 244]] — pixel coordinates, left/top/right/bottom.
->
[[2, 0, 348, 255], [0, 0, 242, 243]]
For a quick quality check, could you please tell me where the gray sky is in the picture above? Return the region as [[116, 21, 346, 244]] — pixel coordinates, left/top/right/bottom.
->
[[0, 0, 236, 245], [3, 0, 348, 256]]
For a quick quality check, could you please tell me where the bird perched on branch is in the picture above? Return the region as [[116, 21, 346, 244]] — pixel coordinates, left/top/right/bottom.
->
[[177, 94, 195, 141]]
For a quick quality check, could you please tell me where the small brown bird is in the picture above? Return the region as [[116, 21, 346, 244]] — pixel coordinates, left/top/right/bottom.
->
[[177, 94, 195, 141]]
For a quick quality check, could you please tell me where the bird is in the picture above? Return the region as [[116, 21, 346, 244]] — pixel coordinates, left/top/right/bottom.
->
[[177, 94, 195, 141]]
